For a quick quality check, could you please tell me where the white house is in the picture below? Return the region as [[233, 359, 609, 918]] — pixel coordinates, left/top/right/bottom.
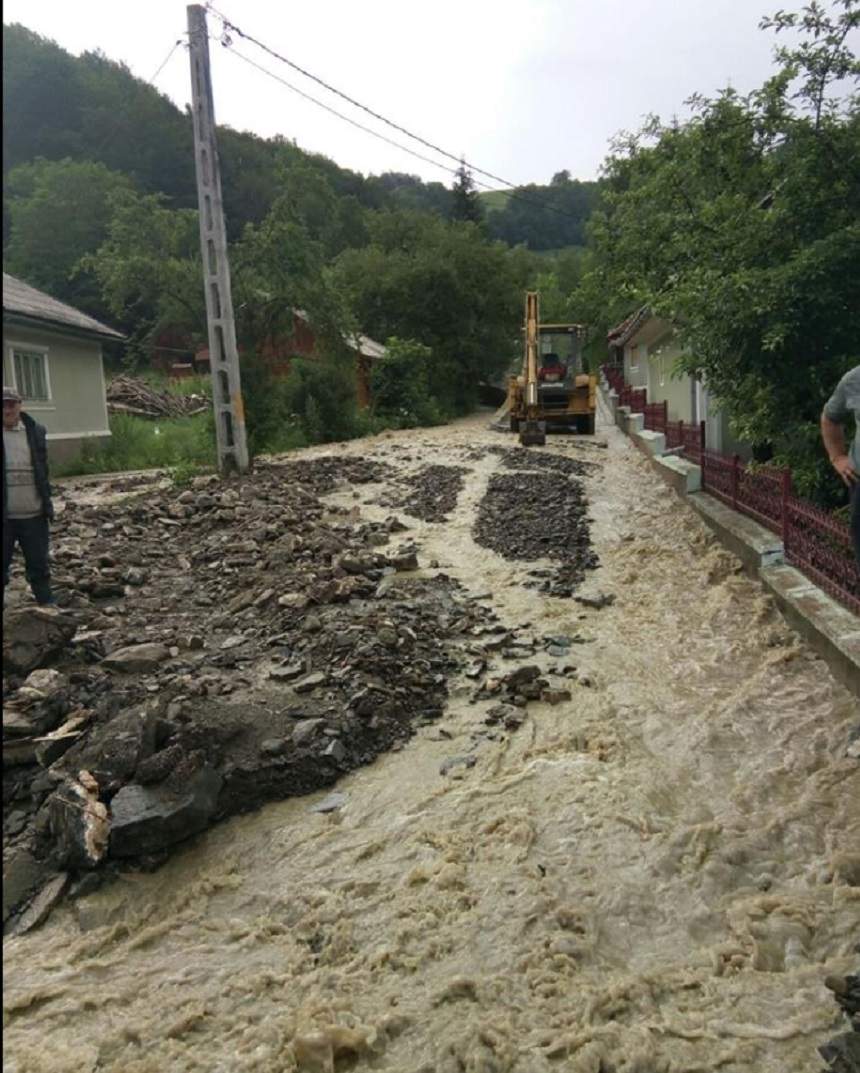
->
[[2, 273, 123, 463], [607, 307, 748, 456]]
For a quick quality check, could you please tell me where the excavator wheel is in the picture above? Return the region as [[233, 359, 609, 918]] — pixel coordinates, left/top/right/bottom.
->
[[519, 420, 546, 447], [509, 416, 520, 433]]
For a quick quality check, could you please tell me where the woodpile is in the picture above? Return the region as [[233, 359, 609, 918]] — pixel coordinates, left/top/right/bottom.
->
[[106, 375, 210, 419]]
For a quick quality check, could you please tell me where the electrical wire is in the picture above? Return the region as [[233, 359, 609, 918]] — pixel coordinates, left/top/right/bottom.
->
[[88, 37, 185, 164], [149, 38, 185, 84], [205, 4, 588, 221], [221, 44, 469, 184]]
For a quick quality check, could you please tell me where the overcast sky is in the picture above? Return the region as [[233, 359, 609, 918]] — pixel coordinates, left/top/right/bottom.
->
[[3, 0, 815, 187]]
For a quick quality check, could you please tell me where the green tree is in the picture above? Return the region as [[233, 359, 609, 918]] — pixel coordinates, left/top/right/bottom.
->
[[485, 176, 600, 249], [334, 211, 520, 412], [82, 189, 204, 360], [370, 337, 440, 427], [4, 158, 134, 315], [575, 0, 860, 502], [451, 161, 484, 225]]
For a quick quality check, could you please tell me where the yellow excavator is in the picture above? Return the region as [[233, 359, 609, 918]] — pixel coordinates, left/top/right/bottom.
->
[[506, 291, 595, 446]]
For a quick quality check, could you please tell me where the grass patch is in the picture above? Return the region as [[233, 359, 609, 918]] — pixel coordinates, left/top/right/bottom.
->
[[478, 189, 511, 213], [54, 412, 216, 477]]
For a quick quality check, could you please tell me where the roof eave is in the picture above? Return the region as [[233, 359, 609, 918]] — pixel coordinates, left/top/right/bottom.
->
[[3, 310, 125, 344]]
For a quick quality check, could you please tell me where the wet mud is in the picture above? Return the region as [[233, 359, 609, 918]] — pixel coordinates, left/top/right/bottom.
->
[[2, 404, 858, 1073]]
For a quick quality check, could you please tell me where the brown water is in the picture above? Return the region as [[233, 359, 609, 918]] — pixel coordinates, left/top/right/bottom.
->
[[4, 402, 858, 1073]]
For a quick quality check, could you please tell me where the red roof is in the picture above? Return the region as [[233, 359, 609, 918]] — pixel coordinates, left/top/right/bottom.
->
[[607, 306, 649, 345]]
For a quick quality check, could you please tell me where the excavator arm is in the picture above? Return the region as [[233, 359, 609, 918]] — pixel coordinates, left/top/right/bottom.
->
[[519, 291, 546, 446]]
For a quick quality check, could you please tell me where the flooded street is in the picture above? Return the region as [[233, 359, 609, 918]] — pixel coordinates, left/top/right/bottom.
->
[[4, 402, 859, 1073]]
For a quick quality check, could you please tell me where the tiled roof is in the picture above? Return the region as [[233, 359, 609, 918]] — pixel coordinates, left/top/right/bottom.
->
[[607, 305, 650, 346], [294, 309, 386, 360], [3, 272, 124, 341], [347, 332, 387, 360]]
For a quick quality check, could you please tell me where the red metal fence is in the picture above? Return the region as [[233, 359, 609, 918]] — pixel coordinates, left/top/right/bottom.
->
[[784, 497, 859, 613], [601, 364, 859, 614], [643, 400, 668, 433], [665, 419, 706, 464]]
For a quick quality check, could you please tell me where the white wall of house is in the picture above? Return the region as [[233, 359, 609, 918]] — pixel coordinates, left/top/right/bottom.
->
[[2, 321, 111, 461], [644, 338, 695, 422], [623, 341, 650, 388], [622, 318, 751, 458]]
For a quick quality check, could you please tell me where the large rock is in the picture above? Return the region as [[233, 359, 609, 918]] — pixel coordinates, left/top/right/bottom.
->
[[108, 765, 222, 857], [4, 669, 72, 738], [2, 846, 52, 923], [46, 771, 110, 870], [2, 607, 77, 676], [5, 873, 69, 936], [59, 706, 157, 789], [102, 643, 170, 673]]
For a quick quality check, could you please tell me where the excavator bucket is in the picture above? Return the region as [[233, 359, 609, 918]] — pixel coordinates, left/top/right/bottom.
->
[[519, 419, 546, 447]]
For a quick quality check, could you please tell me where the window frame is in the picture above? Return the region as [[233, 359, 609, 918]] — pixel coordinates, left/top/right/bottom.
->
[[6, 341, 55, 409]]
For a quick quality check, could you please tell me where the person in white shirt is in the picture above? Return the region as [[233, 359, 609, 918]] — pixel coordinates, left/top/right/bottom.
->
[[2, 386, 55, 606]]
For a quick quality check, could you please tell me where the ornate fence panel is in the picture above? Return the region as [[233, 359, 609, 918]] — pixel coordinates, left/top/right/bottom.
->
[[784, 497, 860, 614], [681, 421, 705, 463], [700, 449, 734, 504], [736, 464, 790, 533], [643, 400, 668, 433], [665, 420, 682, 450], [630, 388, 647, 412], [701, 453, 789, 533]]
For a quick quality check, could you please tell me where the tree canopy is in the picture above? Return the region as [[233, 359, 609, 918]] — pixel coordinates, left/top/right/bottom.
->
[[574, 0, 860, 500]]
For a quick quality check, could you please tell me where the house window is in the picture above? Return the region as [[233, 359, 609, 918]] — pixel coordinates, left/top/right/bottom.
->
[[11, 348, 50, 401], [630, 345, 638, 370]]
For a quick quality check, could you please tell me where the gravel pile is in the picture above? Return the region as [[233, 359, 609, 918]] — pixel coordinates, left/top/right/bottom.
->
[[490, 445, 596, 478], [401, 464, 469, 522], [472, 470, 599, 597], [1, 454, 493, 934]]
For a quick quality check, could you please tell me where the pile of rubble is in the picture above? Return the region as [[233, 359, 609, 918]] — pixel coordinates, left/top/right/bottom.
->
[[401, 464, 469, 522], [490, 444, 596, 477], [472, 469, 599, 597], [1, 455, 493, 933], [106, 375, 210, 419]]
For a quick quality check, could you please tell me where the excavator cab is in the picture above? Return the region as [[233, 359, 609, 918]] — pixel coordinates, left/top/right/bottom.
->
[[506, 292, 596, 445]]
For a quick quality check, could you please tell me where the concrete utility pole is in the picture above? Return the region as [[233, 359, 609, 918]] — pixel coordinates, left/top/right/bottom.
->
[[187, 4, 249, 473]]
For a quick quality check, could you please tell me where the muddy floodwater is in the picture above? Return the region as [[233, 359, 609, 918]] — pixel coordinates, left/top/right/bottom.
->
[[4, 403, 859, 1073]]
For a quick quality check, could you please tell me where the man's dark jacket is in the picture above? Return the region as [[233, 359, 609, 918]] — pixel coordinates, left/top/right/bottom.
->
[[2, 412, 54, 524]]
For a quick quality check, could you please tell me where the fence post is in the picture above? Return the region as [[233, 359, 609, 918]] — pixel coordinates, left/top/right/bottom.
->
[[662, 400, 668, 431], [731, 453, 740, 511], [781, 468, 791, 552]]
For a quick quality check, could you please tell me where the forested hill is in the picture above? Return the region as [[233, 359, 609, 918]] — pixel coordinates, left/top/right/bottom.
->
[[3, 23, 390, 239], [3, 24, 598, 249], [480, 173, 599, 249]]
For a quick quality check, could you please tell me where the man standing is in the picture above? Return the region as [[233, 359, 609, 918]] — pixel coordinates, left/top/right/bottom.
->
[[2, 386, 55, 606], [821, 365, 860, 567]]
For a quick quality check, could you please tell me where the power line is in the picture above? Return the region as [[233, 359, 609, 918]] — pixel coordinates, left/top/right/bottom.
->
[[205, 4, 588, 222], [220, 45, 468, 184], [149, 38, 185, 84], [88, 37, 185, 164]]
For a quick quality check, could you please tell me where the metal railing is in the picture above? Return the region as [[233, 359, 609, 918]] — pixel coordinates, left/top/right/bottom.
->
[[601, 364, 859, 613], [666, 419, 706, 463], [643, 400, 668, 433]]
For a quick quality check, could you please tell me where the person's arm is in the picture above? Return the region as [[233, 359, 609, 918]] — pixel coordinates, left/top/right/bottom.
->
[[821, 409, 857, 485]]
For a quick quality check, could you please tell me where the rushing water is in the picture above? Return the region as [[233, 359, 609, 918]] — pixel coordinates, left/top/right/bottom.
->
[[4, 403, 858, 1073]]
